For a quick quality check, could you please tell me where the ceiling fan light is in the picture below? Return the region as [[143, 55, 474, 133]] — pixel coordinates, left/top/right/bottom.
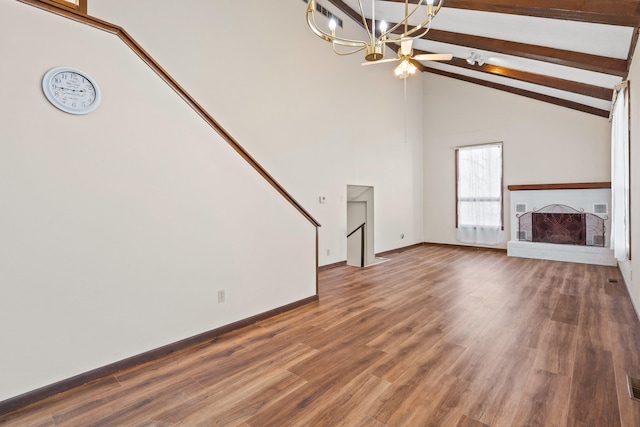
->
[[394, 59, 417, 78], [394, 61, 407, 76]]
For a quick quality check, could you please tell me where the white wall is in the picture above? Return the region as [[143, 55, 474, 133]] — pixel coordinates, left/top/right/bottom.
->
[[89, 0, 426, 265], [422, 73, 611, 248], [0, 1, 315, 402]]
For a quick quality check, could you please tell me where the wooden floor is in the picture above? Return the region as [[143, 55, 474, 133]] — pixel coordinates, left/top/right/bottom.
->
[[3, 245, 640, 426]]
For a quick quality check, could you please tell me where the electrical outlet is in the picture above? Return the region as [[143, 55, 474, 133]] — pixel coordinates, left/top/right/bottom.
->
[[217, 289, 226, 303]]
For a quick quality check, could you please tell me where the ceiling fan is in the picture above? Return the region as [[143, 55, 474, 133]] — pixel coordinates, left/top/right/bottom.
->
[[362, 39, 452, 78]]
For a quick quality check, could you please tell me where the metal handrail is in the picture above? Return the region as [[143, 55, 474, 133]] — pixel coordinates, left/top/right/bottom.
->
[[347, 222, 365, 238], [346, 222, 366, 267]]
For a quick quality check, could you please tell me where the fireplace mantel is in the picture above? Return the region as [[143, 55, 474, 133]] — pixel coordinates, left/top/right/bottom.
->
[[507, 182, 611, 191]]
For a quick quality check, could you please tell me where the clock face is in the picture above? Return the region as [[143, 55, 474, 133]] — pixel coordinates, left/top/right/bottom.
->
[[42, 67, 101, 115]]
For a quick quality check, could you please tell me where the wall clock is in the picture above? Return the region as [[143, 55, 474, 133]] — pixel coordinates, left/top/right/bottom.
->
[[42, 66, 102, 115]]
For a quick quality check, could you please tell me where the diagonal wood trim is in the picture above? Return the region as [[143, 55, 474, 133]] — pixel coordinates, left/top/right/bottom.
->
[[0, 295, 319, 416], [420, 64, 609, 118], [419, 29, 629, 77], [49, 0, 85, 14], [411, 48, 613, 100], [383, 0, 640, 26], [19, 0, 320, 228]]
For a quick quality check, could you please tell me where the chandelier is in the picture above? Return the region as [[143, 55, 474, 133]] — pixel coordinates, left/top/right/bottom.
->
[[306, 0, 443, 62]]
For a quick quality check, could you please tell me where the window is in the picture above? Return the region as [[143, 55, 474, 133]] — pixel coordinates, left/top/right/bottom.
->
[[51, 0, 87, 13], [456, 143, 503, 245], [611, 82, 630, 261]]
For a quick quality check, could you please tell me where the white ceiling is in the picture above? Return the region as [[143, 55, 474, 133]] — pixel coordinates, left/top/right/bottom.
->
[[320, 0, 639, 117]]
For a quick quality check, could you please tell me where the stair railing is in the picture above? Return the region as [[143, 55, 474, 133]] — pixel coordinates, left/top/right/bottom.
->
[[347, 222, 366, 267]]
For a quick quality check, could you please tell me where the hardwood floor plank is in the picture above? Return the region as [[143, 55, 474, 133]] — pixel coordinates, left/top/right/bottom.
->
[[551, 294, 581, 325], [456, 414, 490, 427], [370, 341, 467, 424], [608, 293, 640, 327], [577, 290, 612, 351], [533, 319, 578, 376], [457, 345, 537, 426], [300, 374, 390, 426], [512, 369, 572, 427], [2, 246, 640, 426], [613, 365, 640, 427], [177, 370, 306, 426], [568, 346, 621, 426]]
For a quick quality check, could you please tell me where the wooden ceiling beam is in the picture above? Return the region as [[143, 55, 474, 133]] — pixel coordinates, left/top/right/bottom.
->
[[416, 62, 609, 118], [384, 0, 640, 26], [388, 44, 613, 100], [409, 49, 613, 100], [420, 29, 629, 77]]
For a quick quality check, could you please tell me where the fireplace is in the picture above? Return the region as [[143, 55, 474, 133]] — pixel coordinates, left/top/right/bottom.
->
[[517, 204, 605, 247], [507, 183, 615, 266]]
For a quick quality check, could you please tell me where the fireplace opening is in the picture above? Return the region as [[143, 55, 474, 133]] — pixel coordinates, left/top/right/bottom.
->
[[517, 204, 606, 247]]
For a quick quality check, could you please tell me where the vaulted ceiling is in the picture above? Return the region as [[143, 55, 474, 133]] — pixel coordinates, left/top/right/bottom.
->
[[321, 0, 640, 117]]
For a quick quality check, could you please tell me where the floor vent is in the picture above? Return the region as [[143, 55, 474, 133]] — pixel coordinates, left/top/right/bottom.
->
[[608, 278, 620, 283], [627, 375, 640, 400]]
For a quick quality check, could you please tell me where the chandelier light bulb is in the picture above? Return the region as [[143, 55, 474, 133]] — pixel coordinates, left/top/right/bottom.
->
[[394, 59, 417, 78], [427, 0, 435, 15], [379, 21, 388, 33], [328, 19, 337, 31]]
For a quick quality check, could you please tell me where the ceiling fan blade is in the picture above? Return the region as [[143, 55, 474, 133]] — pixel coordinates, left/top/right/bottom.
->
[[400, 39, 413, 56], [361, 58, 400, 66], [414, 53, 453, 61]]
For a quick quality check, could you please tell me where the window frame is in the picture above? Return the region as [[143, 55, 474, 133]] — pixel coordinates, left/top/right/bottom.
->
[[50, 0, 87, 14], [455, 142, 504, 231]]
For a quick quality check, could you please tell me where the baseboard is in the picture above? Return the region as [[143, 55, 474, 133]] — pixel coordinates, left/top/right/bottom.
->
[[319, 242, 505, 272], [376, 243, 426, 258], [0, 295, 319, 417], [423, 241, 507, 252], [318, 260, 347, 271], [319, 243, 427, 270]]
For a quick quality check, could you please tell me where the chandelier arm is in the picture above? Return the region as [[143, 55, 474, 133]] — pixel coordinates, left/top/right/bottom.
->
[[384, 22, 431, 44], [382, 0, 426, 37], [381, 0, 443, 41], [332, 45, 367, 56], [357, 0, 373, 43], [383, 19, 432, 44], [306, 3, 368, 47]]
